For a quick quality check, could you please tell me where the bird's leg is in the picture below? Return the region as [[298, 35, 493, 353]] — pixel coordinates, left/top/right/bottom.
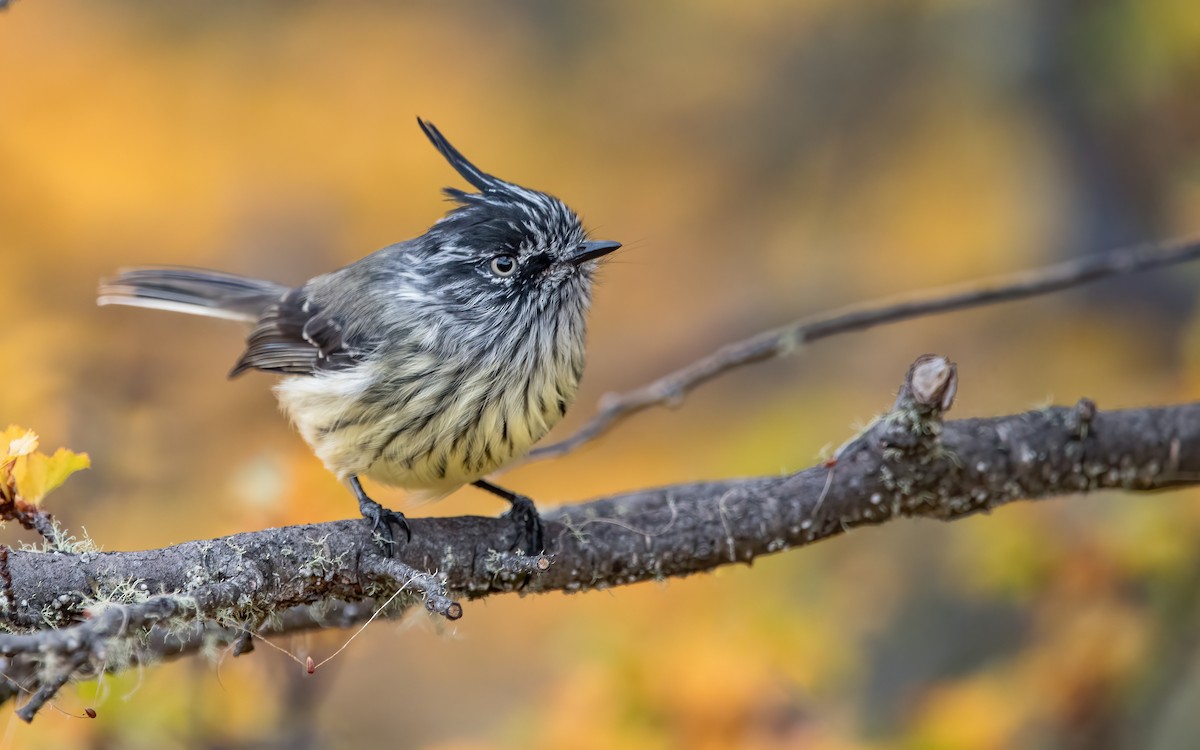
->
[[351, 475, 411, 554], [472, 479, 545, 555]]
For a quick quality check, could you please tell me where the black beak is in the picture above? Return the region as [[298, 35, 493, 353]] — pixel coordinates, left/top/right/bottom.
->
[[571, 240, 622, 266]]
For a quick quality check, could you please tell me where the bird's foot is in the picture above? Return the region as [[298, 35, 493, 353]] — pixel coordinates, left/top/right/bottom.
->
[[351, 476, 410, 556], [473, 479, 545, 555], [502, 494, 546, 556]]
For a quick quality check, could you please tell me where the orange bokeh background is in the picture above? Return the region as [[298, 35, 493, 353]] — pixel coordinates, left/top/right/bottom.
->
[[2, 1, 1200, 747]]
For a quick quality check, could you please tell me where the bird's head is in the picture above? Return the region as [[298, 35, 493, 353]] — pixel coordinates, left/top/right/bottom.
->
[[406, 119, 620, 328]]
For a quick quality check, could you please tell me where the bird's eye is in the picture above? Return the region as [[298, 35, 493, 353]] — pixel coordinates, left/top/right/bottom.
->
[[489, 255, 517, 277]]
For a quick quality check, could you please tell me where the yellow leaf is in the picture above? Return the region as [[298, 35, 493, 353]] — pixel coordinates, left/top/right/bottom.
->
[[13, 448, 90, 505], [0, 425, 40, 503], [2, 425, 38, 460]]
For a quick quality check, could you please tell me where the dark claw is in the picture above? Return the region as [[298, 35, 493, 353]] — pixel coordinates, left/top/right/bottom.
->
[[502, 495, 545, 556], [473, 479, 545, 555], [351, 476, 410, 555]]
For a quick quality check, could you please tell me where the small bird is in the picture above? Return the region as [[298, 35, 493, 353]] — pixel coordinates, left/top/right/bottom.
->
[[98, 119, 621, 553]]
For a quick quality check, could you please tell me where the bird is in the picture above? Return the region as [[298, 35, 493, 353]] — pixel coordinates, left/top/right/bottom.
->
[[98, 118, 621, 554]]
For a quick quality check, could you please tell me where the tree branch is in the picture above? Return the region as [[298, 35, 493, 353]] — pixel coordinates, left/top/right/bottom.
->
[[0, 356, 1196, 720], [528, 236, 1200, 461]]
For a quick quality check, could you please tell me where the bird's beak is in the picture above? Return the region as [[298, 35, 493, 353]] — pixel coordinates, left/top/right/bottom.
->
[[570, 240, 622, 266]]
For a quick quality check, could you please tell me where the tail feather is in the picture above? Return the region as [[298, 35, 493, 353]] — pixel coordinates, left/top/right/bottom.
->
[[98, 267, 287, 323]]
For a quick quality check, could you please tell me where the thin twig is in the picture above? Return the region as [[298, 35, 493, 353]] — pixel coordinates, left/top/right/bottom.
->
[[529, 236, 1200, 461], [14, 652, 88, 723]]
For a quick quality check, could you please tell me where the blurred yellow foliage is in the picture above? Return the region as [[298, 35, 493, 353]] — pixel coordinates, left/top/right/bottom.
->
[[909, 674, 1027, 750], [1, 0, 1199, 747]]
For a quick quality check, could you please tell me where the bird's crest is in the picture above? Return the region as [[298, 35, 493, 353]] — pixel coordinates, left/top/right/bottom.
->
[[417, 118, 554, 213]]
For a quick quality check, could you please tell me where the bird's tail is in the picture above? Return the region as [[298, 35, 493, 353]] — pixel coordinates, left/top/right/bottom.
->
[[97, 267, 287, 323]]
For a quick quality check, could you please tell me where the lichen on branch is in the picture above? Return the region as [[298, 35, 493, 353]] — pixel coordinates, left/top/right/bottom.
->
[[0, 356, 1195, 721]]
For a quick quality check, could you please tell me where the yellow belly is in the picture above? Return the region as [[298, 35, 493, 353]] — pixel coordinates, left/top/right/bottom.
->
[[274, 358, 576, 497]]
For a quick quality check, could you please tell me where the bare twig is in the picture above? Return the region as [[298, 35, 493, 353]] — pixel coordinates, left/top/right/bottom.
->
[[358, 555, 462, 620], [14, 652, 88, 723], [529, 236, 1200, 461]]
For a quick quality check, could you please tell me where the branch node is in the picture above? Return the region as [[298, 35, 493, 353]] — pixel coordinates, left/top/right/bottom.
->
[[360, 555, 460, 621], [878, 355, 957, 458], [423, 591, 462, 620], [486, 550, 554, 577], [1068, 397, 1098, 440], [898, 354, 958, 414]]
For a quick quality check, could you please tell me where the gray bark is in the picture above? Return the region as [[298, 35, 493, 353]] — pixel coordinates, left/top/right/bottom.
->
[[0, 357, 1196, 721]]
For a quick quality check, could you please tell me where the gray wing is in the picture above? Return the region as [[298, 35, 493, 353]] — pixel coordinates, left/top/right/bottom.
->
[[229, 287, 366, 377]]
